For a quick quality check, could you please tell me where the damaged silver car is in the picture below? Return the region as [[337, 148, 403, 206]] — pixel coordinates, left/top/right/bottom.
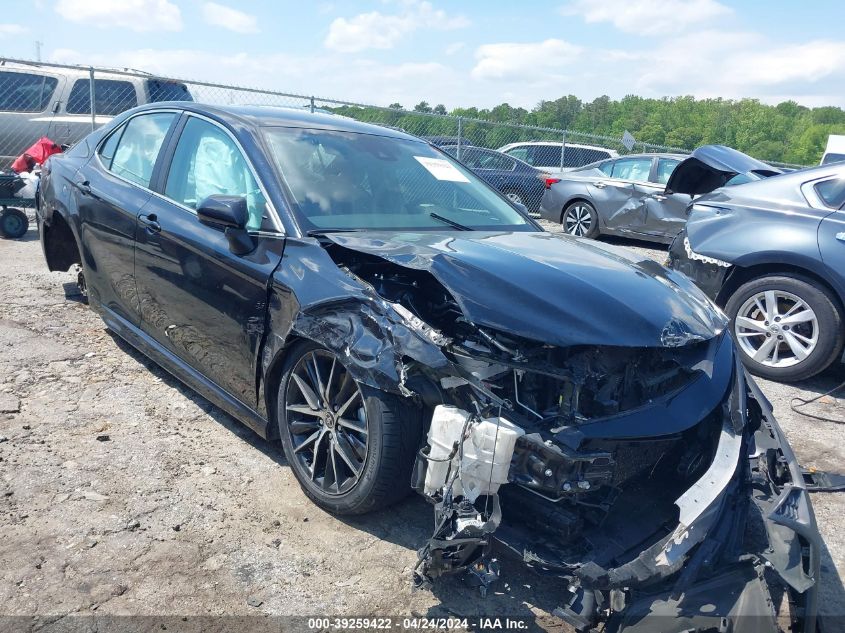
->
[[539, 147, 781, 244], [38, 104, 823, 631]]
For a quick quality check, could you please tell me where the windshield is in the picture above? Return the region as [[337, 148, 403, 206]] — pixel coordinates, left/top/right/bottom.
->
[[263, 127, 532, 232]]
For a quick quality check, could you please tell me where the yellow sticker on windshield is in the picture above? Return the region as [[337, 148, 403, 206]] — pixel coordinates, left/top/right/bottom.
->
[[414, 156, 470, 182]]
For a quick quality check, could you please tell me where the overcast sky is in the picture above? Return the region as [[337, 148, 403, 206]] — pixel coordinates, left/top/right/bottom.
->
[[2, 0, 844, 110]]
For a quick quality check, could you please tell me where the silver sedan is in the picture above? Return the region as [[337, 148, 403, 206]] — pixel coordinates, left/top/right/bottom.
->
[[539, 153, 690, 244]]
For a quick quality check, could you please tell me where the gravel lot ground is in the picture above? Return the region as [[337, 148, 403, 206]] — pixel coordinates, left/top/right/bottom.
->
[[1, 217, 843, 631]]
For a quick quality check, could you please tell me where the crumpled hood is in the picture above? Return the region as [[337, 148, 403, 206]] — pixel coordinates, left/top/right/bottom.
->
[[666, 145, 781, 196], [323, 230, 726, 348]]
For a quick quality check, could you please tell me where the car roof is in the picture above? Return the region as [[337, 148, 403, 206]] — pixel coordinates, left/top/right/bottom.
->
[[129, 101, 423, 142], [440, 144, 540, 169], [612, 153, 687, 161], [0, 60, 154, 82], [572, 153, 686, 170], [499, 141, 619, 152]]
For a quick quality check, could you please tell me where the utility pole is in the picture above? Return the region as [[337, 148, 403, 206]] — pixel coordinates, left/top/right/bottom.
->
[[35, 41, 42, 62]]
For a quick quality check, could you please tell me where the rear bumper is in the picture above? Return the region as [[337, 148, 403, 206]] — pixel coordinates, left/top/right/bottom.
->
[[667, 227, 731, 302]]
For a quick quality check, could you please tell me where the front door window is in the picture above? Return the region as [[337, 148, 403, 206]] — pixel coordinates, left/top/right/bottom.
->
[[164, 117, 267, 230]]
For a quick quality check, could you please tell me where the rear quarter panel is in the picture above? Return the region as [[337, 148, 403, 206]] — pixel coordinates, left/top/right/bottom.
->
[[685, 195, 845, 300], [38, 136, 100, 263], [686, 198, 823, 265]]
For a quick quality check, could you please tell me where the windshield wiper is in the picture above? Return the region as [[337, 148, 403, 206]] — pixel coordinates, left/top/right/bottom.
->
[[429, 212, 471, 231]]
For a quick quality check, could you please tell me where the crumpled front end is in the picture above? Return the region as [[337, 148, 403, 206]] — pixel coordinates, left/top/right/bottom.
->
[[408, 331, 821, 632], [266, 233, 821, 631]]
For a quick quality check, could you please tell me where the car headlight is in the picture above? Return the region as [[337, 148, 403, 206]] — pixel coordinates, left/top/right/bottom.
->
[[684, 237, 731, 268]]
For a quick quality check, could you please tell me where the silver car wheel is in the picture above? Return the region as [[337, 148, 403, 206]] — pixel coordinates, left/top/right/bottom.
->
[[734, 290, 819, 368], [564, 204, 592, 237]]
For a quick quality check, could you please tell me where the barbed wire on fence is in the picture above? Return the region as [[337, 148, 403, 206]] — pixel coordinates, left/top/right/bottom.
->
[[0, 56, 807, 172]]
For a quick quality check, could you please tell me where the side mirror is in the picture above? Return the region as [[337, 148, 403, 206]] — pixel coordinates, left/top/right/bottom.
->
[[197, 195, 248, 229], [513, 201, 528, 215], [197, 195, 255, 255]]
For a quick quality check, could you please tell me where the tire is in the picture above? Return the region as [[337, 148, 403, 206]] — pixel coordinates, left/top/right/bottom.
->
[[0, 208, 28, 239], [725, 274, 844, 382], [561, 201, 598, 238], [277, 341, 422, 515], [503, 189, 525, 207]]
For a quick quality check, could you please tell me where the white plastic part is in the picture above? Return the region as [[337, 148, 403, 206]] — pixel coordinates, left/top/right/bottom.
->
[[423, 405, 524, 501], [423, 406, 470, 497]]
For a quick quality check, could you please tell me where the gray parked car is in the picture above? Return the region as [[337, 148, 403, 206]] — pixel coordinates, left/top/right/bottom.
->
[[540, 148, 780, 244], [0, 61, 192, 166], [669, 162, 845, 381]]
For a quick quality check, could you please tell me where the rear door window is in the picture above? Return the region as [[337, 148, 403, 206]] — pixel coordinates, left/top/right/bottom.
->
[[610, 158, 652, 182], [503, 146, 530, 163], [473, 150, 516, 170], [107, 112, 175, 187], [146, 80, 193, 102], [587, 149, 613, 163], [565, 148, 612, 168], [533, 145, 563, 167], [654, 158, 680, 184], [97, 125, 124, 168], [67, 79, 138, 116], [0, 71, 58, 112]]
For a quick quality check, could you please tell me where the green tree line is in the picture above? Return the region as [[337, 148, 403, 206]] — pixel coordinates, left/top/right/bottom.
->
[[330, 95, 845, 166]]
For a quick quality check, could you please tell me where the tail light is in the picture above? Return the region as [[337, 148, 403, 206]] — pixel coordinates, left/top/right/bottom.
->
[[544, 177, 561, 189]]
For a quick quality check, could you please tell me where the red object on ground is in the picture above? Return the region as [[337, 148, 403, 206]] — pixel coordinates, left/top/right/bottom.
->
[[12, 137, 63, 173]]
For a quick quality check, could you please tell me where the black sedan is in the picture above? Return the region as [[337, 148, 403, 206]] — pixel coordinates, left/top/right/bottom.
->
[[440, 145, 548, 214], [669, 162, 845, 382], [37, 102, 824, 630]]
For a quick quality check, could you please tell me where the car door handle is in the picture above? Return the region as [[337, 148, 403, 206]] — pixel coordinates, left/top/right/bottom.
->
[[653, 194, 667, 202], [73, 180, 92, 196], [139, 213, 161, 233], [594, 181, 607, 189], [836, 232, 845, 242]]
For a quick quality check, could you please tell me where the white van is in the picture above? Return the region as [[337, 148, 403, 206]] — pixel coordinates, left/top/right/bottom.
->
[[820, 135, 845, 165], [497, 141, 619, 173], [0, 61, 193, 166]]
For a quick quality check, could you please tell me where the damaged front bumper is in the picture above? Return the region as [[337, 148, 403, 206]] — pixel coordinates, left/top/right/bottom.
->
[[269, 233, 823, 631], [414, 348, 821, 632], [603, 374, 821, 633]]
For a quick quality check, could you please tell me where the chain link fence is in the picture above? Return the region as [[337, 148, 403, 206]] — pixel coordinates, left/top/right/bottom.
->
[[0, 56, 806, 218]]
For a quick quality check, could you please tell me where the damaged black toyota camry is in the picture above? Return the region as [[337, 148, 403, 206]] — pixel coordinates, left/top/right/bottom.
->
[[37, 104, 822, 631]]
